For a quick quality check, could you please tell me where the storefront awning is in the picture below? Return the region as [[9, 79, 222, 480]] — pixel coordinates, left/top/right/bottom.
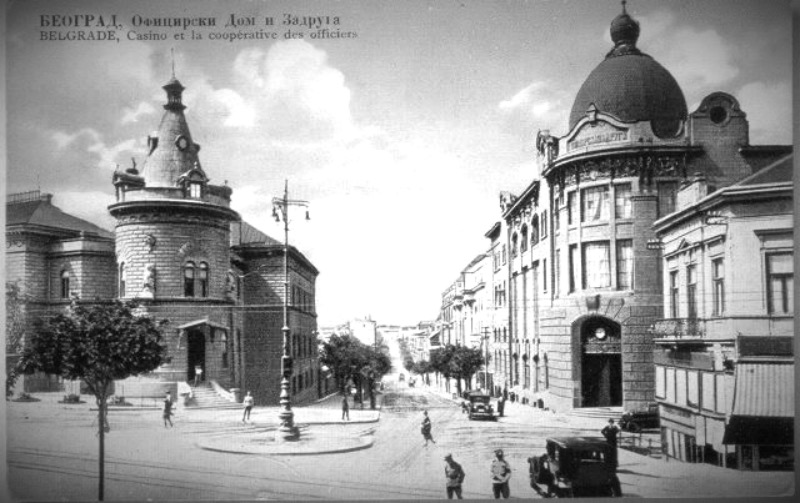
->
[[723, 362, 794, 445]]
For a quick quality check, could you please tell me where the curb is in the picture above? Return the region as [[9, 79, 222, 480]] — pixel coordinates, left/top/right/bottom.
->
[[196, 435, 374, 456]]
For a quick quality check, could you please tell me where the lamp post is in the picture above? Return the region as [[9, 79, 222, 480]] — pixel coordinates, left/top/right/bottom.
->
[[271, 179, 310, 442]]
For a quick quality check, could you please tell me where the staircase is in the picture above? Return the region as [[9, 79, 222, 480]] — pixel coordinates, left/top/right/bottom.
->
[[186, 382, 240, 409], [568, 406, 624, 422]]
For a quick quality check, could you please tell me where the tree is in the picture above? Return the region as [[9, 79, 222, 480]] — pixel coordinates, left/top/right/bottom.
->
[[6, 281, 29, 397], [411, 359, 432, 385], [16, 299, 169, 501], [320, 334, 393, 409], [451, 346, 485, 390]]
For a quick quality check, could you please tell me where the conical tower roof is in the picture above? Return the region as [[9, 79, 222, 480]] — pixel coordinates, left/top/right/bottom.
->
[[140, 77, 204, 187]]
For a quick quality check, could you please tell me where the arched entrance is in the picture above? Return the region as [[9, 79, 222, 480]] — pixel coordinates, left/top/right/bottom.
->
[[576, 316, 622, 407], [186, 329, 206, 384]]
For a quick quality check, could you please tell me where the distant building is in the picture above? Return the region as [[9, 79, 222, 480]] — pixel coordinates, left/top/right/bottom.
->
[[349, 317, 378, 347], [652, 155, 793, 470]]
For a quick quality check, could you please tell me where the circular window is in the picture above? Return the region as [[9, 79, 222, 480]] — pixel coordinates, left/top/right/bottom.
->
[[709, 106, 728, 125]]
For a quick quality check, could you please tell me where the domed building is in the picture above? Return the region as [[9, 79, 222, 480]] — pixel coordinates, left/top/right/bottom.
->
[[497, 3, 791, 419]]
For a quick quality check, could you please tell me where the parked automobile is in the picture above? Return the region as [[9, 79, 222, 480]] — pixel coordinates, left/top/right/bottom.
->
[[528, 436, 622, 497], [466, 391, 496, 421], [620, 403, 660, 432]]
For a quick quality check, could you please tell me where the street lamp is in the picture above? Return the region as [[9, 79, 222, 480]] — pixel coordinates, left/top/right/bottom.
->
[[271, 179, 310, 442]]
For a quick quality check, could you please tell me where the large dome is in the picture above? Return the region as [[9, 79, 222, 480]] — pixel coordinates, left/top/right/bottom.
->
[[568, 8, 687, 137]]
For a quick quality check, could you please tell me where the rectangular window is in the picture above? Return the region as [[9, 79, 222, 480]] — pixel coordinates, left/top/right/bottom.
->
[[616, 240, 633, 290], [766, 252, 793, 314], [541, 211, 548, 238], [60, 273, 70, 299], [569, 245, 579, 293], [582, 242, 611, 288], [553, 197, 561, 232], [655, 366, 666, 398], [554, 249, 561, 297], [581, 185, 609, 223], [567, 191, 577, 225], [189, 182, 202, 199], [715, 374, 727, 414], [614, 183, 633, 219], [657, 181, 678, 218], [686, 265, 697, 318], [712, 258, 725, 316], [676, 369, 687, 406], [543, 259, 547, 292], [666, 367, 676, 404], [670, 270, 679, 318], [701, 372, 715, 411], [687, 371, 699, 407], [502, 245, 507, 265]]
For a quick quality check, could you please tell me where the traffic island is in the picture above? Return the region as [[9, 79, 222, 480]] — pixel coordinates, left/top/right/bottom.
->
[[196, 423, 376, 455]]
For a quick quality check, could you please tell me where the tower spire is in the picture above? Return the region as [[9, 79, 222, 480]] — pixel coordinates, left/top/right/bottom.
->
[[622, 0, 627, 15]]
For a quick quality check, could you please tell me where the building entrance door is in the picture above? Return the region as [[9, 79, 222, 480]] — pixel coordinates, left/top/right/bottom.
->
[[578, 316, 622, 407], [581, 353, 622, 406], [187, 329, 206, 383]]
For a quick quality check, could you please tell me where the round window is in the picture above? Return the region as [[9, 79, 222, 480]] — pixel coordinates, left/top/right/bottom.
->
[[709, 105, 728, 125]]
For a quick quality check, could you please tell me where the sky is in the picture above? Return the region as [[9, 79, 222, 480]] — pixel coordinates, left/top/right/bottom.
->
[[3, 0, 793, 327]]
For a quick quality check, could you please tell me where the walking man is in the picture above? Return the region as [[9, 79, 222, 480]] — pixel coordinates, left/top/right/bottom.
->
[[242, 391, 254, 422], [421, 410, 436, 446], [601, 418, 621, 467], [163, 392, 174, 428], [490, 449, 511, 499], [341, 393, 350, 421], [497, 395, 506, 417], [444, 454, 466, 499]]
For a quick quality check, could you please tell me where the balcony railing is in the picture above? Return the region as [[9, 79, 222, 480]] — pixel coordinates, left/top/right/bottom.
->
[[651, 318, 706, 339]]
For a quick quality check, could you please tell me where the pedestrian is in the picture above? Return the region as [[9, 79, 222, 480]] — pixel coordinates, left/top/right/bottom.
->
[[490, 448, 511, 499], [194, 365, 203, 387], [163, 392, 174, 428], [341, 393, 350, 421], [444, 454, 466, 499], [497, 395, 505, 417], [421, 410, 436, 446], [242, 391, 254, 422], [461, 400, 469, 414], [601, 418, 621, 467]]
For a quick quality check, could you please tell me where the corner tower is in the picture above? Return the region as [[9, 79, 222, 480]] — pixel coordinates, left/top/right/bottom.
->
[[109, 77, 240, 386]]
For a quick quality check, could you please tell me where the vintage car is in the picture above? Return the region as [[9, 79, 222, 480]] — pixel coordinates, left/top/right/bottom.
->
[[619, 403, 660, 432], [467, 391, 496, 421], [528, 437, 622, 497]]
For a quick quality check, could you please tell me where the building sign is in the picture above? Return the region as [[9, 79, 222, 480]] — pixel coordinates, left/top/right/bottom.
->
[[567, 122, 629, 152]]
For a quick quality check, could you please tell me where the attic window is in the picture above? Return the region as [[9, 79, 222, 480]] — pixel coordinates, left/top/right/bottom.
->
[[709, 106, 728, 125], [189, 182, 202, 198]]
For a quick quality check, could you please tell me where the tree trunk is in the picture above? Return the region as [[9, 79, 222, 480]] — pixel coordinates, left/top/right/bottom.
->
[[98, 397, 105, 501]]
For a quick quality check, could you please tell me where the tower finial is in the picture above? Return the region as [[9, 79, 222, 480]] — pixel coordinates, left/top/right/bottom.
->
[[622, 0, 627, 14]]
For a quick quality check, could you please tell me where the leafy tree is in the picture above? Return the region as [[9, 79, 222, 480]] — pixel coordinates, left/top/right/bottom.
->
[[411, 359, 432, 385], [16, 299, 169, 501], [451, 346, 485, 390], [403, 356, 414, 372], [6, 282, 29, 397], [320, 334, 393, 409]]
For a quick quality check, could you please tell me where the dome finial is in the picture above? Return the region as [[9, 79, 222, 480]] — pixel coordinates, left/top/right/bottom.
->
[[622, 0, 627, 15], [610, 0, 640, 52]]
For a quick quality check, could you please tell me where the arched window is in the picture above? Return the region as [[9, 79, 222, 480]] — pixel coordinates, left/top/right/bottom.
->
[[531, 215, 539, 245], [60, 270, 70, 298], [184, 262, 196, 297], [520, 225, 528, 252], [511, 233, 519, 257], [119, 262, 126, 298], [198, 262, 209, 297]]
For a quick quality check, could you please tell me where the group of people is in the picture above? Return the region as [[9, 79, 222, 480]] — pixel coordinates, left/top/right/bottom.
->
[[421, 411, 513, 500]]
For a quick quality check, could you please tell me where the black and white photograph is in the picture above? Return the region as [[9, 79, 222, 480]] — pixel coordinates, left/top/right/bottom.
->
[[2, 0, 795, 501]]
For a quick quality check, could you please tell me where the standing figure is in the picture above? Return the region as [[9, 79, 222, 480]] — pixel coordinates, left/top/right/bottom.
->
[[444, 454, 466, 499], [242, 391, 254, 422], [601, 418, 621, 467], [163, 392, 174, 428], [497, 395, 506, 417], [421, 410, 436, 446], [490, 449, 511, 499], [341, 393, 350, 421], [194, 365, 203, 387]]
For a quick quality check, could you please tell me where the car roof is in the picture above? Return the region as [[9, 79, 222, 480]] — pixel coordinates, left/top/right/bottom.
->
[[467, 391, 491, 397], [547, 436, 610, 449]]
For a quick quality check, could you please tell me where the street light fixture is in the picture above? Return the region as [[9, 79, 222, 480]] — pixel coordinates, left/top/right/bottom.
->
[[271, 179, 310, 442]]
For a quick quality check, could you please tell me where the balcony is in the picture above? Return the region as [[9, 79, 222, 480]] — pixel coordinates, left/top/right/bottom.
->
[[651, 318, 706, 339]]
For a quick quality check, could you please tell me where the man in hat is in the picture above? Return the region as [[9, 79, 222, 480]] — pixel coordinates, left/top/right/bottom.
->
[[601, 418, 621, 467], [490, 448, 511, 499], [444, 454, 465, 499]]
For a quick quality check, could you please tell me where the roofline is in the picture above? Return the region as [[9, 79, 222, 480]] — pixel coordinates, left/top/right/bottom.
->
[[232, 243, 319, 276], [502, 179, 540, 219], [543, 145, 703, 178], [484, 221, 501, 239]]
